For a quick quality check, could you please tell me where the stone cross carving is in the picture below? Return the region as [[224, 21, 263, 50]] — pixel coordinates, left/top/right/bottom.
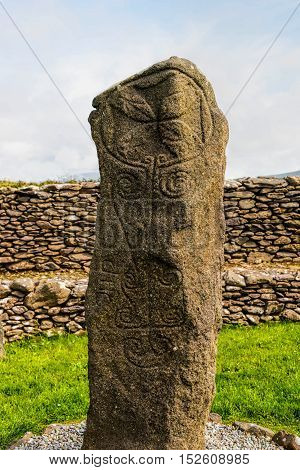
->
[[83, 57, 228, 450]]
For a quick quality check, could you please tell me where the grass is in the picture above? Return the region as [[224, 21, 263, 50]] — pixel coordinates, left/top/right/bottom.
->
[[0, 180, 65, 189], [212, 323, 300, 434], [0, 335, 88, 449], [0, 323, 299, 449], [0, 179, 97, 189]]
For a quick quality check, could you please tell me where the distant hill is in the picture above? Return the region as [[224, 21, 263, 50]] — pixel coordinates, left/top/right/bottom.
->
[[60, 170, 100, 182], [271, 170, 300, 178], [60, 169, 300, 182]]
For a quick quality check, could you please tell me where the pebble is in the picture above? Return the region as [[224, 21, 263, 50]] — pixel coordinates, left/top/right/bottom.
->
[[11, 421, 281, 450]]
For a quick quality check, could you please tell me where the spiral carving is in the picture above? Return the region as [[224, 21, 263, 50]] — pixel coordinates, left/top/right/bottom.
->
[[124, 332, 173, 367], [157, 266, 182, 286], [159, 169, 194, 198], [116, 172, 144, 199]]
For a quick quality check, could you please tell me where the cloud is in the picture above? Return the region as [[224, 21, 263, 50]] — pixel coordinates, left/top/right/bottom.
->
[[0, 0, 299, 180]]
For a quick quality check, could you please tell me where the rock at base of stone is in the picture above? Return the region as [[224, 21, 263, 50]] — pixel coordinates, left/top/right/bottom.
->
[[209, 413, 222, 424], [233, 421, 274, 439], [272, 430, 300, 450], [83, 56, 228, 450]]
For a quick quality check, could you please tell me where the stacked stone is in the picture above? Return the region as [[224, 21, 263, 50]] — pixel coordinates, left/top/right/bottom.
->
[[224, 176, 299, 264], [0, 278, 87, 342], [0, 177, 299, 273], [0, 183, 98, 272], [223, 269, 300, 325], [1, 269, 299, 343]]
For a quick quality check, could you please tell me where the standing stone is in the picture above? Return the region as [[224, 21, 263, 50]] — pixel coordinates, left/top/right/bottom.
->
[[83, 57, 228, 450]]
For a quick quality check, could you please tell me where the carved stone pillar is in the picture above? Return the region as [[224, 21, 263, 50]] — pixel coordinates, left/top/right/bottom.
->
[[83, 57, 228, 450]]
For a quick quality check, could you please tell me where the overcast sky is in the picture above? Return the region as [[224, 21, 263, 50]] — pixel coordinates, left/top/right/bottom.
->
[[0, 0, 299, 181]]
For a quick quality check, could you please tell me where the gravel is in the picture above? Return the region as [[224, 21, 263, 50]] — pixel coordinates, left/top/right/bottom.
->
[[205, 423, 280, 450], [11, 421, 281, 450]]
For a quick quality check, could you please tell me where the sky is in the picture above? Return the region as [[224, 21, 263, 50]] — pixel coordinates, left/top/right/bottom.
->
[[0, 0, 299, 181]]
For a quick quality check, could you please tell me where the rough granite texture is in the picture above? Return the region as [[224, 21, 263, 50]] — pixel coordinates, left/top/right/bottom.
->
[[82, 57, 228, 450]]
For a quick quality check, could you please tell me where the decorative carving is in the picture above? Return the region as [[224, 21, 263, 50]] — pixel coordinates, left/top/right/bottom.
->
[[100, 69, 213, 168], [115, 306, 146, 329], [123, 331, 174, 368], [160, 90, 195, 120], [159, 169, 195, 198], [84, 57, 228, 450], [115, 171, 146, 199], [114, 259, 185, 356], [100, 71, 207, 366], [112, 89, 155, 122], [102, 259, 118, 274], [97, 280, 115, 304], [159, 119, 203, 158]]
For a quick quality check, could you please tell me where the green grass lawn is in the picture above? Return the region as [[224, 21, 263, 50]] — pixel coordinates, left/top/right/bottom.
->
[[0, 323, 299, 449], [0, 335, 89, 449], [212, 323, 299, 434]]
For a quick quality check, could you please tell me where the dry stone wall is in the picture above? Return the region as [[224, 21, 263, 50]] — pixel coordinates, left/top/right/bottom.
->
[[0, 176, 299, 272], [0, 183, 97, 272], [0, 278, 87, 342], [224, 177, 299, 264], [0, 177, 299, 344], [1, 269, 299, 342], [222, 268, 299, 325]]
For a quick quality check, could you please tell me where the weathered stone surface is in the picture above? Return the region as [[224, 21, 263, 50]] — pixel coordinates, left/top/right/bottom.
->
[[272, 430, 300, 450], [25, 280, 71, 309], [243, 306, 264, 315], [83, 57, 228, 450], [40, 320, 54, 330], [224, 270, 246, 287], [51, 315, 69, 323], [9, 261, 35, 271], [72, 284, 87, 298], [11, 278, 35, 294], [244, 271, 272, 285], [247, 252, 273, 264], [245, 314, 260, 325], [208, 412, 222, 424], [224, 180, 242, 190], [274, 236, 291, 245], [238, 199, 255, 209], [286, 176, 300, 186], [0, 257, 14, 264], [9, 432, 34, 449], [281, 309, 300, 321], [233, 421, 274, 438], [244, 177, 286, 187], [0, 283, 11, 299]]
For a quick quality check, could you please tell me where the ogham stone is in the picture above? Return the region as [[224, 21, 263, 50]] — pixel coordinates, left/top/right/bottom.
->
[[83, 57, 228, 450]]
